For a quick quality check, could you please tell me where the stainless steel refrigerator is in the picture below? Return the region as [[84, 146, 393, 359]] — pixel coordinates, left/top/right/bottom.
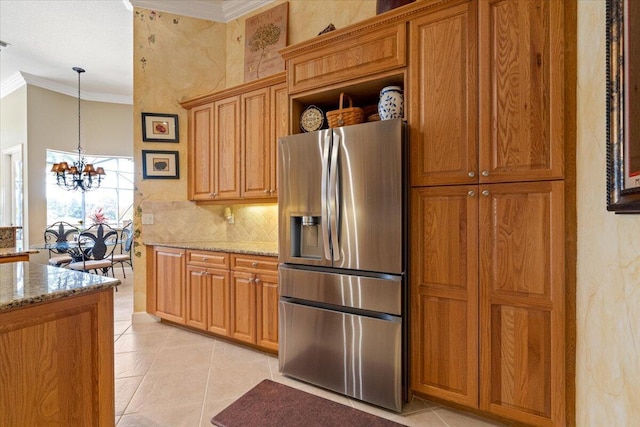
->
[[278, 118, 406, 412]]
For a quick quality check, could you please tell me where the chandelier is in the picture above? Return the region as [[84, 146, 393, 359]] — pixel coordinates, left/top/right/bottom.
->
[[51, 67, 105, 191]]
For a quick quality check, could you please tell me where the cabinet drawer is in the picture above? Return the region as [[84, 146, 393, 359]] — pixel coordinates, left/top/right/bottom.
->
[[187, 250, 229, 269], [231, 254, 278, 274], [285, 23, 406, 94]]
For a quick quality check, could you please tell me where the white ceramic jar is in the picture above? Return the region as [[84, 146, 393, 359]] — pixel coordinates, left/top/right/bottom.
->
[[378, 86, 404, 120]]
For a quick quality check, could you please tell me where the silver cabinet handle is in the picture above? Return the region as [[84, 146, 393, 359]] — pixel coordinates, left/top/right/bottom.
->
[[481, 171, 489, 177], [264, 190, 269, 193], [468, 171, 475, 178], [252, 262, 258, 267], [482, 190, 490, 196], [202, 257, 208, 261], [255, 278, 261, 284], [468, 190, 476, 197]]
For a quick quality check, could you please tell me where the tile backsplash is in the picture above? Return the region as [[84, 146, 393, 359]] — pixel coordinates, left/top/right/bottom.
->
[[141, 201, 277, 244]]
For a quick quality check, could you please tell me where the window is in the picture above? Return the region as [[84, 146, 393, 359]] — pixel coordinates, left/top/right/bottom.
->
[[46, 150, 134, 227]]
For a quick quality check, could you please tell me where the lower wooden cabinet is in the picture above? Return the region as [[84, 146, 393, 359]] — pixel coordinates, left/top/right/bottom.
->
[[149, 246, 278, 352], [411, 181, 565, 426], [186, 250, 230, 335], [153, 246, 186, 324], [230, 254, 279, 352]]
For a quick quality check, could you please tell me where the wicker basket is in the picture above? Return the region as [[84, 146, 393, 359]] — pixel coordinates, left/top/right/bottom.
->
[[326, 93, 364, 128]]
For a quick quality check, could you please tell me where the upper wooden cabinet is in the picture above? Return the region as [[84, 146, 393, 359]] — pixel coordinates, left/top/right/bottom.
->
[[478, 0, 564, 183], [410, 0, 564, 186], [241, 88, 270, 198], [188, 104, 215, 200], [280, 23, 406, 95], [181, 73, 287, 202], [409, 0, 478, 186], [214, 96, 242, 200]]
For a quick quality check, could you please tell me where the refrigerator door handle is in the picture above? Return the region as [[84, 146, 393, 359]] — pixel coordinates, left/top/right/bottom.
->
[[329, 132, 340, 261], [321, 133, 332, 261]]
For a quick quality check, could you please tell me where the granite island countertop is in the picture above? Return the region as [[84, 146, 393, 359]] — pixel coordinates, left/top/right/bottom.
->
[[144, 241, 278, 257], [0, 246, 39, 258], [0, 262, 120, 312]]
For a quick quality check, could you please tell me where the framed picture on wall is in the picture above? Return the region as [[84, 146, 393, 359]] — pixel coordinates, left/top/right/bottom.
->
[[142, 150, 179, 179], [607, 0, 640, 212], [142, 112, 179, 142]]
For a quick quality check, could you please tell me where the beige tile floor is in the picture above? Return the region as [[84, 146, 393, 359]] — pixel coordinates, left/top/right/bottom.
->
[[113, 267, 504, 427]]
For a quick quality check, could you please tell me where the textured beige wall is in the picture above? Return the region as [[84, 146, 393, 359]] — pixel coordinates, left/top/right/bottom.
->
[[133, 9, 227, 311], [577, 0, 640, 424]]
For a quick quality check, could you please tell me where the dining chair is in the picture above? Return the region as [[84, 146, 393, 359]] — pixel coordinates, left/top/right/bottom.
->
[[112, 222, 133, 278], [44, 221, 80, 267], [67, 224, 118, 277]]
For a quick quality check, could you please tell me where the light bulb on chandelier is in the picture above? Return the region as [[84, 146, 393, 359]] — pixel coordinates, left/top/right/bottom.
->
[[51, 67, 105, 191]]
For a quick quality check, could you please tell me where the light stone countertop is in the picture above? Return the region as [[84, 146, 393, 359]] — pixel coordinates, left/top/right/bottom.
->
[[0, 262, 120, 312], [0, 246, 39, 258], [144, 241, 278, 257]]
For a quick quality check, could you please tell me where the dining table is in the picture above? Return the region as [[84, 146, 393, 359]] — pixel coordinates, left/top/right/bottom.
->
[[31, 239, 122, 263]]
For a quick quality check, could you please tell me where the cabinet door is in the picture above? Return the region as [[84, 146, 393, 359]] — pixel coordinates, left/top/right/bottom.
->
[[409, 1, 478, 187], [230, 271, 256, 344], [241, 88, 271, 198], [189, 103, 214, 200], [256, 272, 279, 351], [479, 180, 564, 425], [154, 247, 185, 324], [214, 96, 241, 199], [478, 0, 564, 182], [270, 82, 288, 196], [410, 186, 479, 408], [186, 266, 208, 330], [208, 268, 230, 336]]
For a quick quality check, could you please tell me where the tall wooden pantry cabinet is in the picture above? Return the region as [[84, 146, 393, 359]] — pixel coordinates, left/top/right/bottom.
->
[[409, 0, 568, 425]]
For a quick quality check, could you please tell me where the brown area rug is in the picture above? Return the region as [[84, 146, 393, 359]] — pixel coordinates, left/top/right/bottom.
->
[[211, 379, 407, 427]]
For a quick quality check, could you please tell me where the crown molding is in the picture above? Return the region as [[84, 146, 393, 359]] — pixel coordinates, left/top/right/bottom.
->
[[127, 0, 273, 22], [222, 0, 275, 21], [0, 72, 26, 99], [1, 71, 132, 104]]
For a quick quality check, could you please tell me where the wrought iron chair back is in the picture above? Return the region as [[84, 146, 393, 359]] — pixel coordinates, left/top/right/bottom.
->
[[68, 224, 119, 276], [112, 222, 134, 277], [44, 221, 79, 267]]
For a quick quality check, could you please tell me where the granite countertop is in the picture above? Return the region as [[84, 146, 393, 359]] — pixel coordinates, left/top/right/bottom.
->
[[0, 262, 120, 313], [0, 246, 39, 258], [145, 241, 278, 257]]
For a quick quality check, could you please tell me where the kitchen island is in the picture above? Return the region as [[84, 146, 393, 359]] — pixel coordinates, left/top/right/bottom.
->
[[0, 246, 39, 263], [0, 262, 119, 426]]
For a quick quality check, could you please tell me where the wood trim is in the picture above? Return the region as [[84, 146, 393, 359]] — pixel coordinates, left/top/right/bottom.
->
[[563, 1, 577, 425], [179, 72, 285, 110]]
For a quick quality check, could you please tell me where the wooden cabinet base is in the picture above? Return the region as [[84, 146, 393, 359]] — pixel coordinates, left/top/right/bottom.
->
[[0, 289, 115, 427]]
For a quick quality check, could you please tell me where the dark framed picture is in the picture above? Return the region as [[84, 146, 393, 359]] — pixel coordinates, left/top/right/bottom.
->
[[607, 0, 640, 212], [142, 112, 179, 142], [142, 150, 179, 179]]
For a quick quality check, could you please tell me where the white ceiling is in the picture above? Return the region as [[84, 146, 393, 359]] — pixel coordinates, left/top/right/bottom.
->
[[0, 0, 273, 104]]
